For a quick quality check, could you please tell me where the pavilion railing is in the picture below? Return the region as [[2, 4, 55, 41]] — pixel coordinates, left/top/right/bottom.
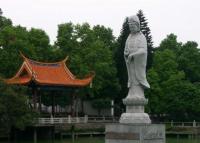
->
[[36, 116, 119, 125], [37, 116, 87, 125], [87, 116, 119, 123], [159, 120, 200, 127], [36, 117, 200, 128]]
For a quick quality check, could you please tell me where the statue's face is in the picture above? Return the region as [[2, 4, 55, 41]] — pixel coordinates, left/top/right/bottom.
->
[[128, 20, 139, 33]]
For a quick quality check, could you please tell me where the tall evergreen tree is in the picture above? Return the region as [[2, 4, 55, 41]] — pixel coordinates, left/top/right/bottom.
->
[[137, 10, 154, 70], [114, 18, 130, 104], [0, 8, 2, 16], [0, 8, 12, 29]]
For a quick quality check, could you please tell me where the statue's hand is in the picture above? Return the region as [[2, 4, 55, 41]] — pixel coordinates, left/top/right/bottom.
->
[[127, 54, 133, 64]]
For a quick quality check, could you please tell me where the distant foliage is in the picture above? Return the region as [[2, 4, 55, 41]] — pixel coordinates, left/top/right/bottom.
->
[[0, 80, 38, 136], [91, 98, 111, 115], [0, 8, 2, 16], [55, 23, 120, 100], [146, 33, 200, 121]]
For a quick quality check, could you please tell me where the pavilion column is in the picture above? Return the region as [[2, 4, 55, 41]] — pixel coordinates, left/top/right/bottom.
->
[[32, 87, 38, 111], [52, 92, 55, 117], [38, 89, 42, 113], [71, 89, 79, 117], [71, 93, 75, 117]]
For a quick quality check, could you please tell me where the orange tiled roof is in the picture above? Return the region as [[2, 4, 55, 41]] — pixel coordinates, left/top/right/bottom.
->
[[6, 54, 95, 87]]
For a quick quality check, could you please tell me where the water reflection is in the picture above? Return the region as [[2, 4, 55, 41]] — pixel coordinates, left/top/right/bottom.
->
[[167, 137, 200, 143], [1, 137, 200, 143]]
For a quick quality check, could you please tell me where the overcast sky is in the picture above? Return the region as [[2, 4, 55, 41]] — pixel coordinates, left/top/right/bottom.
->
[[1, 0, 200, 46]]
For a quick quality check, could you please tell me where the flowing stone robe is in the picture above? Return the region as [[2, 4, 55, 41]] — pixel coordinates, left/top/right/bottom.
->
[[124, 16, 150, 100], [124, 32, 150, 89]]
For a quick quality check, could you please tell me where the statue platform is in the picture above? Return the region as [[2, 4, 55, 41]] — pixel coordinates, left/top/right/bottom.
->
[[105, 123, 165, 143]]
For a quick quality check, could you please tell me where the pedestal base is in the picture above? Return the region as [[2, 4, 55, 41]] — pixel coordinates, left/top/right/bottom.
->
[[105, 123, 165, 143], [120, 113, 151, 124]]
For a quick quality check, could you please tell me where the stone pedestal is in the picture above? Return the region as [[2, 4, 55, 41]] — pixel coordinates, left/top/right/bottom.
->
[[119, 85, 151, 124], [105, 124, 165, 143], [106, 87, 166, 143]]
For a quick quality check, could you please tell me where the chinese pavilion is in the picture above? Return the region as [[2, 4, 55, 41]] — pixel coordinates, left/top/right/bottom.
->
[[6, 53, 95, 116]]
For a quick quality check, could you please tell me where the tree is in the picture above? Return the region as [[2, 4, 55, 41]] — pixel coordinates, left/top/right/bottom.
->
[[91, 98, 111, 116], [146, 34, 200, 121], [55, 22, 120, 108], [0, 8, 12, 29], [178, 41, 200, 82], [0, 80, 37, 140], [0, 24, 57, 78], [137, 10, 154, 70], [146, 49, 190, 120], [55, 22, 76, 56], [146, 49, 182, 116], [93, 25, 115, 51], [0, 25, 32, 77], [0, 8, 2, 16], [28, 28, 57, 61], [158, 33, 182, 53]]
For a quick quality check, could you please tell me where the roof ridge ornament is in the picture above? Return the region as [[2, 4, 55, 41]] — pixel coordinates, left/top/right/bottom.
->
[[19, 51, 27, 60], [62, 56, 69, 63]]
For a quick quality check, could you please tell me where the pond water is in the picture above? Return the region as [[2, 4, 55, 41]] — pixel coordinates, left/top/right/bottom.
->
[[167, 138, 200, 143], [59, 137, 200, 143], [1, 137, 200, 143], [65, 137, 200, 143]]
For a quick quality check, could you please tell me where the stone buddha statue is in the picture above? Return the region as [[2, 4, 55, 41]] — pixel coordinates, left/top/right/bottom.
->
[[120, 15, 151, 124], [124, 15, 150, 91]]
